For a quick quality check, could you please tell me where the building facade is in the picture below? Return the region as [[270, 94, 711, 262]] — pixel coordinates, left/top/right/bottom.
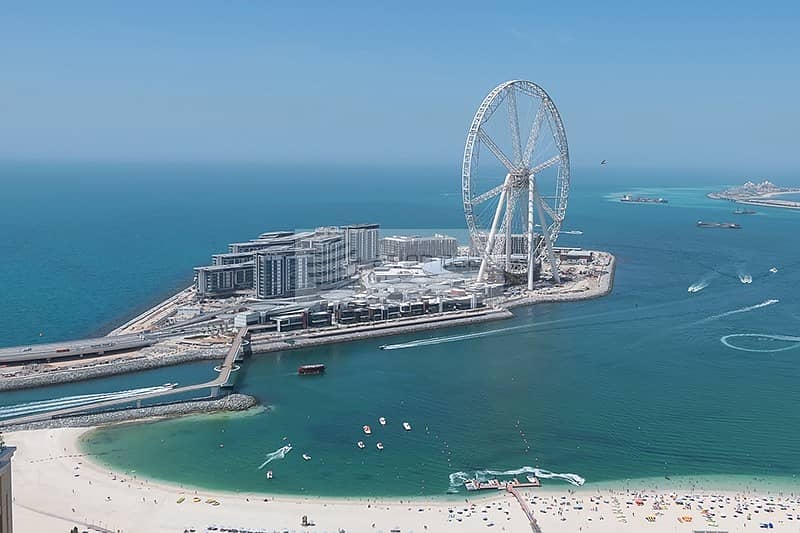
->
[[194, 262, 255, 297], [343, 223, 380, 265], [380, 234, 458, 261], [303, 234, 347, 288], [254, 248, 312, 298], [0, 446, 15, 533]]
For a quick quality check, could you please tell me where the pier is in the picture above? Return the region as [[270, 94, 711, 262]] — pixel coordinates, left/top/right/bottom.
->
[[0, 328, 250, 427], [507, 485, 543, 533]]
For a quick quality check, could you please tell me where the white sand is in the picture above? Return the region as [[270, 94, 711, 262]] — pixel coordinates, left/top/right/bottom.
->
[[7, 427, 800, 532]]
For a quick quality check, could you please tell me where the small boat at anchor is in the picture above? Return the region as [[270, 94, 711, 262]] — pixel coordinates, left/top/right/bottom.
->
[[363, 425, 372, 435], [302, 454, 312, 461], [266, 470, 273, 479], [402, 422, 412, 431], [379, 417, 386, 426], [376, 442, 384, 451], [357, 441, 366, 449]]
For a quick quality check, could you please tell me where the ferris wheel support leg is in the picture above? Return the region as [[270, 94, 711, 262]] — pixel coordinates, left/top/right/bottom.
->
[[534, 187, 561, 284], [527, 176, 535, 290], [477, 176, 509, 282]]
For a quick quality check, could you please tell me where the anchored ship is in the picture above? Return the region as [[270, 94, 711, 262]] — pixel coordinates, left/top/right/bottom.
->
[[697, 221, 741, 229], [621, 194, 668, 204]]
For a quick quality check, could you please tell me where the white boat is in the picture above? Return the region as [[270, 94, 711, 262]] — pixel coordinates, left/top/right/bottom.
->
[[379, 417, 386, 425], [266, 470, 273, 479], [402, 422, 412, 431], [739, 274, 753, 284], [357, 441, 365, 449], [302, 454, 311, 461], [363, 425, 372, 435], [376, 442, 384, 450], [770, 267, 779, 273]]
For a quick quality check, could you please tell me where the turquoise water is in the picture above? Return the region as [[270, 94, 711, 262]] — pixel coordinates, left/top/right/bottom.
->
[[3, 161, 800, 496]]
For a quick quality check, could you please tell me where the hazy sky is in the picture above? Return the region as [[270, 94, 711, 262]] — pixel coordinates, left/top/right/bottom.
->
[[2, 1, 799, 171]]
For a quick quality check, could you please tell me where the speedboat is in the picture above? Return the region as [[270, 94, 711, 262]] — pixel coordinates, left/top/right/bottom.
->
[[376, 442, 384, 451], [402, 422, 412, 431], [266, 470, 273, 479], [739, 274, 753, 284], [363, 425, 372, 435], [357, 441, 366, 449], [378, 344, 388, 350], [379, 417, 386, 426], [302, 454, 312, 461], [769, 267, 779, 273]]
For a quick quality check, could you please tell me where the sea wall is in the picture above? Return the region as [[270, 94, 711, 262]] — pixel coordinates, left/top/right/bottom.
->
[[505, 253, 616, 309], [0, 393, 258, 432], [0, 347, 226, 392], [249, 308, 515, 354]]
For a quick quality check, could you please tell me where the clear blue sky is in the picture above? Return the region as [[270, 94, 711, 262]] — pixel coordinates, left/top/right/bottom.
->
[[2, 1, 798, 171]]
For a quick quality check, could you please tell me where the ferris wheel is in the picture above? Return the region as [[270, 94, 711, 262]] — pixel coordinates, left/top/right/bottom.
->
[[462, 80, 570, 288]]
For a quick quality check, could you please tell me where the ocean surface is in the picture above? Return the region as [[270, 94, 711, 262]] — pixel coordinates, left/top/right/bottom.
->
[[2, 160, 800, 496]]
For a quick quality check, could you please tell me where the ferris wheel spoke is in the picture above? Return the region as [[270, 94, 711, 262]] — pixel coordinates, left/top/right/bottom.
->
[[529, 154, 561, 176], [472, 183, 505, 205], [478, 129, 515, 172], [538, 196, 561, 223], [506, 88, 523, 166], [522, 104, 546, 166]]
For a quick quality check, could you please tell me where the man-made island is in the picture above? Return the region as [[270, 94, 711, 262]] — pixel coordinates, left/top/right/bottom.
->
[[708, 180, 800, 210], [0, 224, 614, 428]]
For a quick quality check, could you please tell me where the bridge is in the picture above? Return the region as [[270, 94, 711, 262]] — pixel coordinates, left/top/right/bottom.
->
[[0, 334, 157, 364], [0, 328, 250, 428]]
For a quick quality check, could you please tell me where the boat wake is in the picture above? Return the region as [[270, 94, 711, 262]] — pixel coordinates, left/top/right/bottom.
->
[[559, 230, 583, 235], [448, 466, 585, 492], [0, 385, 173, 420], [380, 325, 529, 350], [720, 333, 800, 353], [687, 280, 709, 293], [258, 445, 293, 469], [699, 299, 779, 323]]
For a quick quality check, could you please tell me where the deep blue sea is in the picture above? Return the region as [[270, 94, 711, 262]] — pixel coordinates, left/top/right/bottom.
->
[[2, 160, 800, 496]]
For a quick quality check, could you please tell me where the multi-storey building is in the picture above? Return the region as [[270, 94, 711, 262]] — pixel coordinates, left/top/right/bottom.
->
[[380, 234, 458, 261], [254, 247, 312, 299], [302, 234, 347, 288], [194, 262, 255, 297], [342, 223, 380, 265]]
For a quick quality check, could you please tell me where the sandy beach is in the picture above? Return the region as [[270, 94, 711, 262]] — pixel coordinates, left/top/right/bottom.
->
[[6, 427, 800, 532]]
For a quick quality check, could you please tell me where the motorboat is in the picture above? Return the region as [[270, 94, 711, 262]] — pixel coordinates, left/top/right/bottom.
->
[[769, 267, 779, 273], [376, 442, 384, 451], [402, 422, 412, 431], [302, 454, 312, 461], [363, 425, 372, 435], [357, 441, 366, 449], [379, 417, 386, 426], [266, 470, 273, 479]]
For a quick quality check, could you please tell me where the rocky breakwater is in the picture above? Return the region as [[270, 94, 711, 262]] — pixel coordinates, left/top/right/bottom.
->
[[1, 393, 258, 431], [0, 346, 227, 392]]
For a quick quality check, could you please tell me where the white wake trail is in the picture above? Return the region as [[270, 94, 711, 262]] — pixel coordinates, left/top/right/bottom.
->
[[448, 466, 585, 491], [258, 444, 293, 469], [699, 299, 779, 323]]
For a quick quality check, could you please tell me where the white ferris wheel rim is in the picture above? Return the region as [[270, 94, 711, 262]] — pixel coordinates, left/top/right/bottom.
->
[[461, 79, 570, 277]]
